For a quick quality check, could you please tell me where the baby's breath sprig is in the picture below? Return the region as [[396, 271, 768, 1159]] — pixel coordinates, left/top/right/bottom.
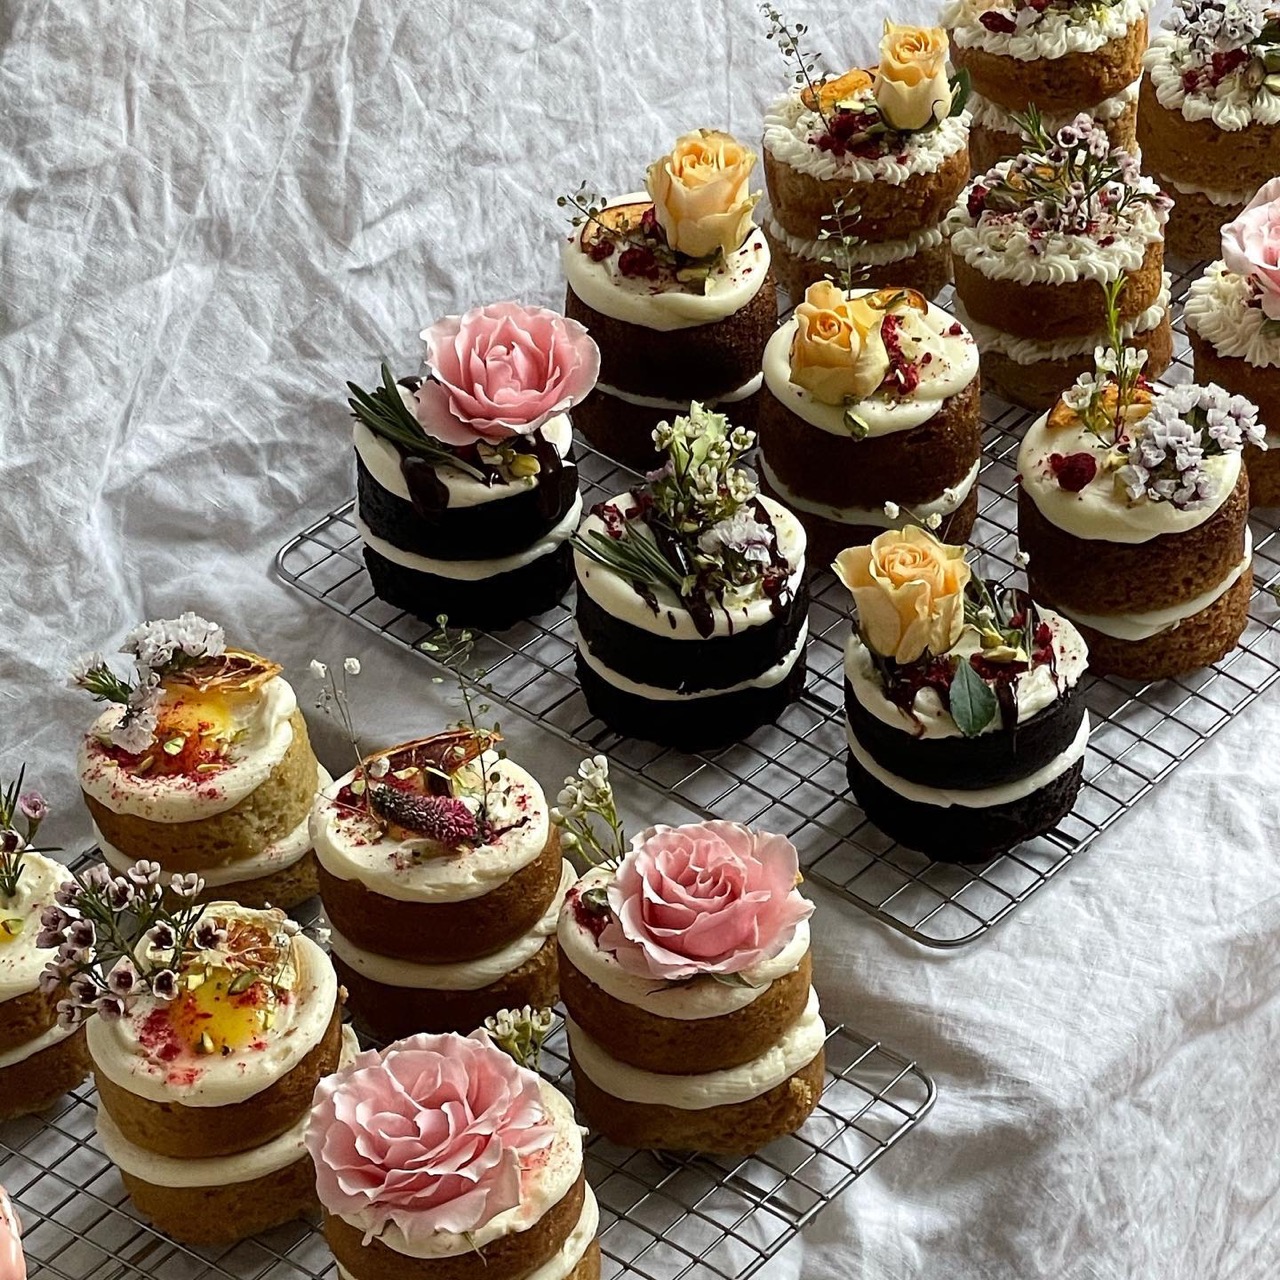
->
[[762, 4, 830, 127], [550, 755, 626, 871], [310, 657, 373, 791], [483, 1006, 555, 1072], [556, 182, 626, 244], [818, 195, 869, 309]]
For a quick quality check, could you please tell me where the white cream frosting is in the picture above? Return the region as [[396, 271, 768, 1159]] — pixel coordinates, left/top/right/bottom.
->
[[762, 296, 979, 439], [574, 493, 806, 640], [968, 81, 1139, 132], [760, 455, 980, 531], [94, 766, 329, 888], [354, 412, 572, 507], [944, 0, 1147, 59], [844, 612, 1088, 741], [328, 859, 573, 991], [343, 1081, 584, 1259], [557, 865, 811, 1020], [847, 710, 1091, 807], [96, 1026, 360, 1188], [762, 90, 970, 186], [311, 752, 550, 905], [1057, 527, 1253, 640], [355, 493, 581, 581], [0, 1022, 76, 1071], [78, 677, 299, 823], [567, 987, 824, 1109], [86, 930, 337, 1107], [1186, 262, 1280, 368], [949, 178, 1168, 286], [1146, 35, 1280, 131], [595, 372, 762, 411], [576, 620, 807, 701], [561, 192, 770, 333], [955, 274, 1169, 364], [765, 215, 946, 264], [1017, 406, 1242, 541], [0, 852, 69, 1003], [1163, 174, 1252, 206]]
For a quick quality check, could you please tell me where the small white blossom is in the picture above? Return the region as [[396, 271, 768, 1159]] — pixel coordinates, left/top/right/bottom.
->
[[883, 501, 900, 519], [343, 657, 361, 675], [310, 660, 328, 680]]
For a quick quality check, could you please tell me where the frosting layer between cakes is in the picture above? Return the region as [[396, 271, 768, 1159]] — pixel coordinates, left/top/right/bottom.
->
[[0, 1023, 76, 1070]]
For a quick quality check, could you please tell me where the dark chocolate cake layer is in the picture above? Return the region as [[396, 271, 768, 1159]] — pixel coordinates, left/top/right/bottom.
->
[[844, 676, 1085, 789], [362, 541, 573, 631], [357, 454, 578, 561], [577, 650, 807, 750], [576, 578, 809, 694], [845, 752, 1085, 865]]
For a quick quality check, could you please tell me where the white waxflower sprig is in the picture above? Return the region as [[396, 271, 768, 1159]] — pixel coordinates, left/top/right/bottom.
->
[[483, 1005, 555, 1071], [550, 755, 626, 870]]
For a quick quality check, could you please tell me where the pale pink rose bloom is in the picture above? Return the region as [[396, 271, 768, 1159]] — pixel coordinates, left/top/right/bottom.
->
[[416, 302, 600, 446], [1221, 177, 1280, 321], [0, 1187, 24, 1280], [305, 1031, 553, 1246], [599, 821, 814, 981]]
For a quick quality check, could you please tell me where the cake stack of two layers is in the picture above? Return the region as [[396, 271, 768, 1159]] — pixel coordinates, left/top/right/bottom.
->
[[312, 733, 572, 1041]]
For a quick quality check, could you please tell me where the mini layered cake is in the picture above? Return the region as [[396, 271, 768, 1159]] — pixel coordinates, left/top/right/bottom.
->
[[572, 405, 807, 749], [308, 1029, 599, 1280], [1141, 0, 1280, 260], [558, 821, 824, 1154], [836, 529, 1090, 863], [757, 282, 982, 564], [0, 792, 91, 1120], [312, 731, 569, 1040], [560, 130, 775, 470], [942, 0, 1147, 172], [72, 615, 322, 911], [46, 887, 350, 1245], [949, 113, 1173, 409], [1017, 344, 1263, 678], [762, 23, 970, 301], [1185, 180, 1280, 506], [351, 303, 596, 628]]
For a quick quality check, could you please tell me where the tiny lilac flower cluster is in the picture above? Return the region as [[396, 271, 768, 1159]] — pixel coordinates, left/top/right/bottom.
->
[[38, 860, 216, 1029], [1116, 384, 1265, 508], [68, 612, 227, 755]]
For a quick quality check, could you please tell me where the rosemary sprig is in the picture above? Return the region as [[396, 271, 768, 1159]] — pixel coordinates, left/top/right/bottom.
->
[[347, 362, 486, 481], [571, 527, 689, 600]]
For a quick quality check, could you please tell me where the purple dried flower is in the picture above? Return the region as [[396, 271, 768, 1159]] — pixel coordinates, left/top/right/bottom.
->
[[369, 787, 480, 847]]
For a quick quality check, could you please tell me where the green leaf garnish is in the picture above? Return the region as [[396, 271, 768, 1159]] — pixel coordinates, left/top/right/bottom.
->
[[950, 657, 997, 738]]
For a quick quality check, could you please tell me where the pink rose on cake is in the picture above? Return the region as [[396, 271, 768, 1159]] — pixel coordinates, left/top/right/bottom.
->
[[305, 1031, 554, 1244], [599, 821, 813, 981], [415, 302, 600, 446], [1221, 178, 1280, 321]]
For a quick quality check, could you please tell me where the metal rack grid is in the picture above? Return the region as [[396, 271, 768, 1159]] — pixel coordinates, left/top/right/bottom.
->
[[276, 257, 1280, 947], [1, 993, 934, 1280]]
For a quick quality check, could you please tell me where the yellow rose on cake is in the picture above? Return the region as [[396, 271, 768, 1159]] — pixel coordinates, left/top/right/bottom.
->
[[645, 128, 760, 259], [874, 23, 953, 132], [788, 281, 891, 404], [833, 526, 971, 662]]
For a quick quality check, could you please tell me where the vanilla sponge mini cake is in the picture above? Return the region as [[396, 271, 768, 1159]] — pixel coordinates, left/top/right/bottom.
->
[[351, 302, 597, 629], [836, 528, 1089, 863], [312, 731, 569, 1041], [949, 113, 1173, 410], [757, 283, 982, 565], [1017, 343, 1263, 679], [572, 406, 807, 750], [558, 821, 823, 1154], [307, 1029, 600, 1280], [1141, 0, 1280, 261], [560, 130, 775, 470], [1185, 181, 1280, 506], [72, 615, 323, 912], [942, 0, 1147, 172], [762, 23, 971, 301]]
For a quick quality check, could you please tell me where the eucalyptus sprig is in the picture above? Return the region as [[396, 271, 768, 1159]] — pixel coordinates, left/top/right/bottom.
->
[[483, 1006, 555, 1072], [763, 4, 830, 127], [550, 755, 626, 871], [347, 363, 486, 480], [818, 195, 869, 301], [0, 768, 54, 902]]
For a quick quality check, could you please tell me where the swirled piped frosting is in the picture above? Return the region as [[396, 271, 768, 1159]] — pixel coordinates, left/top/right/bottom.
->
[[942, 0, 1147, 60], [1146, 33, 1280, 130], [1185, 262, 1280, 369], [0, 852, 69, 1003]]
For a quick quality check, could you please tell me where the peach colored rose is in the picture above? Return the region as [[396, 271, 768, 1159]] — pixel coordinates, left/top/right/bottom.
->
[[598, 821, 814, 981], [1221, 177, 1280, 321], [0, 1188, 23, 1280], [645, 129, 759, 260], [415, 302, 600, 446], [305, 1031, 553, 1246], [874, 23, 952, 132], [834, 526, 971, 662], [789, 281, 890, 404]]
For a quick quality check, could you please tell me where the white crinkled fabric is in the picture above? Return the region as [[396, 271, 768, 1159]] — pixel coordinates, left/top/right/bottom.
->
[[3, 1, 1279, 1278]]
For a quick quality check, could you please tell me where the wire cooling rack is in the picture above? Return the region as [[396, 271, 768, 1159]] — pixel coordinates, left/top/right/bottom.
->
[[276, 256, 1280, 947], [1, 891, 935, 1280]]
